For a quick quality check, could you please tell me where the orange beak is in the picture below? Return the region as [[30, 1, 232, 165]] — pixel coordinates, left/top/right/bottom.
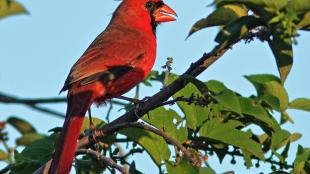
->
[[154, 4, 177, 23]]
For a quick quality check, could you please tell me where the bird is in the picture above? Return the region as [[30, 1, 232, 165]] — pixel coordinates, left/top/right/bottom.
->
[[48, 0, 176, 173]]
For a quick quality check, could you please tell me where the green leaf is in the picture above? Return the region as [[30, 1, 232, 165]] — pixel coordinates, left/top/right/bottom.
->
[[182, 75, 209, 95], [75, 156, 104, 174], [244, 75, 288, 111], [288, 0, 310, 15], [238, 97, 280, 130], [16, 133, 45, 146], [241, 148, 253, 169], [0, 0, 28, 20], [205, 80, 227, 94], [262, 81, 289, 111], [166, 158, 199, 174], [268, 36, 293, 83], [0, 149, 8, 160], [212, 89, 242, 114], [297, 12, 310, 30], [280, 111, 295, 124], [292, 145, 310, 174], [289, 98, 310, 112], [81, 117, 105, 133], [11, 138, 54, 174], [199, 120, 265, 159], [188, 4, 247, 37], [7, 116, 36, 134], [215, 16, 264, 49], [168, 74, 210, 129], [244, 74, 281, 95], [271, 129, 302, 150], [142, 107, 188, 143], [199, 167, 216, 174], [120, 128, 170, 165], [217, 0, 288, 18]]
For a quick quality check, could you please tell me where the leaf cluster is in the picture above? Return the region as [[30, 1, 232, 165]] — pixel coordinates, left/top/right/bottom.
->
[[188, 0, 310, 83]]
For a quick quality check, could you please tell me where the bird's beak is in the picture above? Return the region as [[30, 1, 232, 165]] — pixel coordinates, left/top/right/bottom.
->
[[154, 4, 177, 23]]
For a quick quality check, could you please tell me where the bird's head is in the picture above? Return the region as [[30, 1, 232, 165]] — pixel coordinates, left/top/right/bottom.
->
[[119, 0, 177, 33], [143, 0, 177, 23]]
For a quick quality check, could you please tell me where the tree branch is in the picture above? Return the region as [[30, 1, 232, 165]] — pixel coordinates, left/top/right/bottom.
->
[[91, 122, 198, 165], [76, 149, 128, 174], [34, 42, 235, 174], [0, 92, 128, 119], [78, 44, 231, 148]]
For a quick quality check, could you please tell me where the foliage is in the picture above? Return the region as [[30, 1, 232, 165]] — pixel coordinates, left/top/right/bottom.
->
[[1, 0, 310, 174], [0, 0, 27, 20]]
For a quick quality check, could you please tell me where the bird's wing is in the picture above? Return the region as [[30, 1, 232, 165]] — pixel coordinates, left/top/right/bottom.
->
[[61, 30, 147, 91]]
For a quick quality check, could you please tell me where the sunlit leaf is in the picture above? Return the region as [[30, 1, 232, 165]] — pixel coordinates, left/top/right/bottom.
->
[[142, 107, 187, 143], [244, 74, 281, 95], [297, 12, 310, 30], [120, 128, 170, 165], [215, 16, 264, 49], [268, 36, 293, 83], [212, 89, 242, 115], [0, 149, 8, 160], [271, 130, 302, 150], [238, 97, 280, 130], [0, 0, 28, 19], [168, 74, 209, 129], [166, 158, 199, 174], [280, 111, 295, 124], [205, 80, 227, 94], [217, 0, 288, 18], [287, 0, 310, 15], [81, 117, 105, 133], [289, 98, 310, 112], [16, 133, 45, 146], [292, 145, 310, 174], [188, 4, 247, 37], [199, 120, 265, 159], [241, 148, 253, 168], [7, 116, 36, 134], [262, 81, 289, 111]]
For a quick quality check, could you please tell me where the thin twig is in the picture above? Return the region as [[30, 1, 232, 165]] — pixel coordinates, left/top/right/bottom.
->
[[189, 140, 294, 169], [76, 149, 128, 174], [91, 122, 198, 165], [0, 92, 128, 119]]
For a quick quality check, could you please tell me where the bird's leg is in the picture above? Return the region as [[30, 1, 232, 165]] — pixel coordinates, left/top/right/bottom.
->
[[88, 108, 95, 130], [88, 108, 97, 142]]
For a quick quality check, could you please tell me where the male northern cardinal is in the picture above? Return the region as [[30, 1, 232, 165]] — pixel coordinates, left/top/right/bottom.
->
[[49, 0, 176, 173]]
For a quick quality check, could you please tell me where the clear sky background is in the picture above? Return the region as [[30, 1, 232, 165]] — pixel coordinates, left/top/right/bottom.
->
[[0, 0, 309, 173]]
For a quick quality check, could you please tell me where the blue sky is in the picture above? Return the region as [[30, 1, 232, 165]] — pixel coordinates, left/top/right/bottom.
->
[[0, 0, 309, 173]]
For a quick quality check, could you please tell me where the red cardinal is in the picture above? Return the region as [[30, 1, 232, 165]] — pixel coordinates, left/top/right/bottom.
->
[[49, 0, 176, 173]]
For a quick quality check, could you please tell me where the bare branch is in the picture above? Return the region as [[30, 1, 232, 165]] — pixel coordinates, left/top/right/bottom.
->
[[0, 92, 128, 119], [34, 41, 235, 174], [76, 149, 128, 174], [90, 122, 199, 165], [78, 44, 231, 149]]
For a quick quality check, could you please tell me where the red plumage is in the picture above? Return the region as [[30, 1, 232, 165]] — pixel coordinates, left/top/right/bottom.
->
[[49, 0, 176, 173]]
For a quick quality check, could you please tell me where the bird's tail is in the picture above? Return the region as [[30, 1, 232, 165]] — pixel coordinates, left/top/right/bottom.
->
[[49, 91, 94, 174]]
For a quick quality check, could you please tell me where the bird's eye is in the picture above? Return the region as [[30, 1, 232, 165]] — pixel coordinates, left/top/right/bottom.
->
[[145, 1, 155, 10]]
